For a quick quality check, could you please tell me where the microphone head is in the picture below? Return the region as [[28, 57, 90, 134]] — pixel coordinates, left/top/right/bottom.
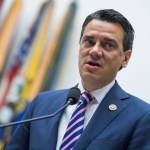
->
[[67, 87, 81, 105]]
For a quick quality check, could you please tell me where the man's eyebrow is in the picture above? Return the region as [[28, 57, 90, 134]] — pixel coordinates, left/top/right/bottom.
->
[[103, 37, 118, 44], [82, 35, 95, 40]]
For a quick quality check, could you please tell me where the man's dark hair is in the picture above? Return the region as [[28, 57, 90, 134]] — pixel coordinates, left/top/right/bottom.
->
[[80, 9, 135, 51]]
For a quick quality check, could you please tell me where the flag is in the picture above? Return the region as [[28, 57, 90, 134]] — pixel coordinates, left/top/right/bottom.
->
[[0, 0, 51, 108], [20, 0, 54, 101], [27, 1, 77, 100], [0, 0, 22, 77], [41, 1, 77, 92]]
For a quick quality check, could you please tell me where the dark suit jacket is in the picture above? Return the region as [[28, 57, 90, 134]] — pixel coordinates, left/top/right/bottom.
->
[[6, 82, 150, 150]]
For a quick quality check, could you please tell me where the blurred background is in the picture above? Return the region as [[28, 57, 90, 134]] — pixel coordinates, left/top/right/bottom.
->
[[0, 0, 150, 148]]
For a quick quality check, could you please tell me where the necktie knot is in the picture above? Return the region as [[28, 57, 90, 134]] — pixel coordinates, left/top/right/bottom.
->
[[79, 91, 94, 105]]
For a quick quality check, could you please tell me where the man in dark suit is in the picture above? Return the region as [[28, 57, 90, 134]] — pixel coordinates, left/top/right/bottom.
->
[[6, 9, 150, 150]]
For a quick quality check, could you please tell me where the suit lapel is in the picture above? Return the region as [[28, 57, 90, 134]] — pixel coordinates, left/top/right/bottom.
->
[[73, 82, 129, 150]]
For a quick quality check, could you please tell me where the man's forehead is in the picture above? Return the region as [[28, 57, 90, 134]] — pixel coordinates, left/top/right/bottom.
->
[[82, 20, 124, 42], [84, 20, 123, 32]]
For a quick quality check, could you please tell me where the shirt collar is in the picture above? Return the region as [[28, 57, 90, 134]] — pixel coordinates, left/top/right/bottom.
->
[[78, 80, 115, 104]]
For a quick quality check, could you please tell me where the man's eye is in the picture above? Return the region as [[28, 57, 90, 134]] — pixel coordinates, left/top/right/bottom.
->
[[104, 42, 115, 50], [85, 39, 94, 46]]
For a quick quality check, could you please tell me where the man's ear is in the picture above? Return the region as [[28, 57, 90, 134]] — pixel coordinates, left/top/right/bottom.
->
[[121, 50, 132, 68]]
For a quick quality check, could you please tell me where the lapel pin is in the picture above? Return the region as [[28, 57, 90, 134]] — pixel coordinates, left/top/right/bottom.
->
[[109, 104, 117, 111]]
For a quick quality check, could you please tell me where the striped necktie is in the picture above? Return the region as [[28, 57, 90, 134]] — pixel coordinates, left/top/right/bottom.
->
[[60, 91, 94, 150]]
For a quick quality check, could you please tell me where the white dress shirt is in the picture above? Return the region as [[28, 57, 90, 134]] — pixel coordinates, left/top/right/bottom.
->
[[56, 80, 115, 150]]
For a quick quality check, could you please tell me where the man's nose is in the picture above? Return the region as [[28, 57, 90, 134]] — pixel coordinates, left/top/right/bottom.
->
[[89, 44, 102, 59]]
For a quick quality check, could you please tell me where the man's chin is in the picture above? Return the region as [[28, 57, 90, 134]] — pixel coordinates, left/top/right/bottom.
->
[[81, 73, 101, 84]]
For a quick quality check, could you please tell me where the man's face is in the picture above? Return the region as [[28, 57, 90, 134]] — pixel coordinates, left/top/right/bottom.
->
[[78, 19, 131, 91]]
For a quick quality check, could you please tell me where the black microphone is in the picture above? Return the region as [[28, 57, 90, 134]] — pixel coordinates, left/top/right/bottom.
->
[[0, 87, 81, 128]]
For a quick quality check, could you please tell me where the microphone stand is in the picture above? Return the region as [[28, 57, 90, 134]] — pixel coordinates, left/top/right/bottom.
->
[[0, 100, 72, 128]]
